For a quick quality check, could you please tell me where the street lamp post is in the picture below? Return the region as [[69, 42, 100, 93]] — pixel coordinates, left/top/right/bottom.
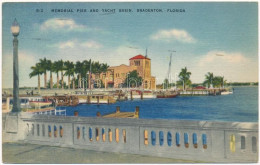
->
[[11, 19, 21, 112]]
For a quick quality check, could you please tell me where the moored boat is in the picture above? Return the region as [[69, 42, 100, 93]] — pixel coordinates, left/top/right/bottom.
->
[[29, 97, 52, 108], [156, 91, 179, 98]]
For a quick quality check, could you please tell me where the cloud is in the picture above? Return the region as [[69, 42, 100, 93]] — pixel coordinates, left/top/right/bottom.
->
[[40, 18, 92, 32], [51, 39, 103, 50], [80, 41, 103, 49], [191, 50, 258, 83], [150, 29, 196, 43], [58, 41, 75, 49], [198, 51, 249, 66]]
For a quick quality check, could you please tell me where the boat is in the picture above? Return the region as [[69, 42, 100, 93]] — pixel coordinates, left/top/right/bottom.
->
[[221, 90, 233, 95], [156, 90, 178, 98], [78, 94, 116, 104], [29, 97, 52, 108]]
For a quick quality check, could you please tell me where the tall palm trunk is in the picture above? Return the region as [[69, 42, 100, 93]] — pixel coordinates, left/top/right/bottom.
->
[[78, 74, 81, 88], [44, 72, 47, 88], [50, 71, 53, 89], [82, 75, 85, 90], [38, 74, 41, 92], [57, 73, 59, 88], [68, 75, 71, 89], [61, 71, 64, 89], [72, 76, 75, 89]]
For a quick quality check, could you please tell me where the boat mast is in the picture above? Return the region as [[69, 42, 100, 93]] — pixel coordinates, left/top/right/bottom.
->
[[167, 50, 176, 89]]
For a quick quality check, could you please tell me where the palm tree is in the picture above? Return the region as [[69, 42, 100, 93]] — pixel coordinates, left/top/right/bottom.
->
[[29, 63, 43, 92], [46, 60, 53, 89], [101, 63, 109, 73], [213, 76, 226, 88], [64, 61, 75, 89], [75, 61, 83, 88], [39, 58, 49, 88], [178, 67, 192, 90], [53, 61, 63, 89], [59, 60, 65, 89], [204, 72, 214, 88]]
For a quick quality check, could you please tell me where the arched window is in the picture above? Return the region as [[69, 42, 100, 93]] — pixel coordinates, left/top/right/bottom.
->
[[193, 133, 198, 148], [241, 136, 245, 149], [37, 124, 40, 136], [184, 133, 189, 148], [159, 131, 164, 146], [42, 124, 45, 137], [96, 128, 99, 141], [230, 134, 235, 152], [108, 128, 112, 142], [32, 124, 35, 136], [82, 127, 86, 140], [144, 130, 148, 146], [151, 131, 156, 146], [102, 128, 106, 142], [54, 125, 57, 138], [252, 136, 257, 153], [48, 125, 51, 137], [122, 129, 126, 143], [202, 134, 207, 149], [176, 132, 180, 147], [77, 127, 80, 139], [167, 132, 172, 147], [89, 127, 93, 141], [60, 126, 63, 138], [115, 128, 119, 143]]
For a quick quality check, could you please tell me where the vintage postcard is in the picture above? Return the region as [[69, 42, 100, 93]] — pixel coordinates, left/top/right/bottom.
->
[[2, 1, 258, 164]]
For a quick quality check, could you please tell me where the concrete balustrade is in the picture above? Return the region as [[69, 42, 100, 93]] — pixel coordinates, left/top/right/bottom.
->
[[2, 113, 258, 163]]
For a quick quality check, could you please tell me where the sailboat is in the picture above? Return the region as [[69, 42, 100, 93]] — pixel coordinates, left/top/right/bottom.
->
[[156, 51, 179, 98]]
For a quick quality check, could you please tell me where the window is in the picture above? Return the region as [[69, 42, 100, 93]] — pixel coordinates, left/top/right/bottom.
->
[[48, 125, 51, 137], [115, 128, 119, 143], [151, 131, 156, 146], [77, 127, 80, 139], [89, 127, 93, 141], [230, 134, 235, 153], [82, 127, 86, 140], [144, 130, 148, 145], [176, 132, 180, 147], [122, 129, 126, 143], [96, 128, 99, 141], [159, 131, 164, 146], [42, 124, 45, 137], [193, 133, 198, 148], [202, 134, 207, 149], [102, 128, 106, 142], [54, 125, 57, 138], [134, 61, 140, 66], [109, 128, 112, 142], [252, 136, 257, 153], [241, 136, 245, 149], [37, 124, 40, 136], [167, 132, 172, 147], [60, 126, 63, 138], [184, 133, 189, 148], [32, 124, 35, 135]]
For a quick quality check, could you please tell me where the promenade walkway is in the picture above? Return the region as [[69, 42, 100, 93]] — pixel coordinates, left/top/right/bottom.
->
[[2, 142, 199, 164]]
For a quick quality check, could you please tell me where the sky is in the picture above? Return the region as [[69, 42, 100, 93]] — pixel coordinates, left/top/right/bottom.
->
[[2, 2, 258, 88]]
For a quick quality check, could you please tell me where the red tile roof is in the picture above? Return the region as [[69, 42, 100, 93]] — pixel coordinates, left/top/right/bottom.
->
[[129, 54, 150, 60]]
